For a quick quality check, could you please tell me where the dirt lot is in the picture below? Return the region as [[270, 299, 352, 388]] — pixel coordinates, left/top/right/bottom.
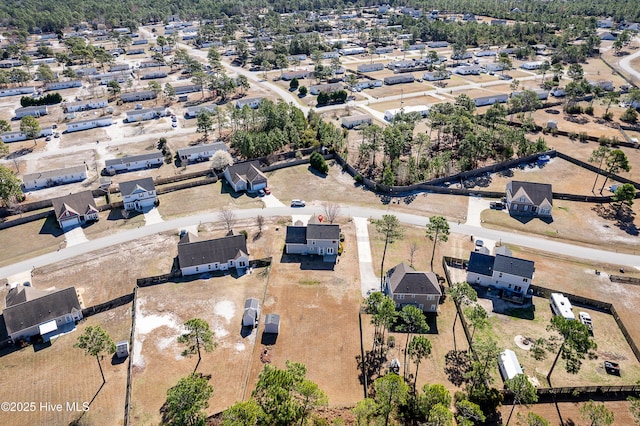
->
[[0, 304, 131, 426]]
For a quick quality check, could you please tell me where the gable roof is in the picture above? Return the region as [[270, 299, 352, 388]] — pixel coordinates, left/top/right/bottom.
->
[[387, 263, 441, 296], [119, 177, 155, 197], [105, 152, 163, 167], [493, 254, 535, 279], [467, 251, 495, 276], [51, 191, 97, 219], [178, 234, 248, 268], [507, 181, 553, 206], [285, 226, 307, 244], [225, 161, 267, 186], [307, 224, 340, 240], [3, 287, 81, 335], [5, 285, 50, 307], [23, 165, 86, 182], [177, 142, 227, 157]]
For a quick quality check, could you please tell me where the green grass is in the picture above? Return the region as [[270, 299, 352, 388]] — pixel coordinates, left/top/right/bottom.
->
[[298, 278, 321, 286]]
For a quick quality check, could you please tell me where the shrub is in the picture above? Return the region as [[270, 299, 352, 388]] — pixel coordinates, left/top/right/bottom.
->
[[354, 173, 363, 183], [289, 77, 299, 90], [338, 242, 344, 256], [584, 105, 594, 115], [568, 132, 577, 141], [239, 230, 248, 240], [565, 104, 582, 114], [309, 151, 329, 174], [602, 111, 613, 121], [298, 86, 308, 96], [20, 92, 62, 107], [578, 132, 588, 142], [620, 107, 638, 124]]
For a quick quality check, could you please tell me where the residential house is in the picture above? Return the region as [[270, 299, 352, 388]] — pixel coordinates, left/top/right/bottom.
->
[[384, 105, 430, 121], [357, 63, 384, 73], [597, 19, 613, 28], [505, 180, 553, 216], [423, 71, 451, 81], [173, 84, 201, 95], [341, 114, 373, 129], [23, 165, 87, 190], [120, 90, 157, 103], [44, 80, 82, 91], [339, 47, 366, 56], [384, 74, 415, 85], [588, 80, 614, 91], [285, 223, 340, 262], [428, 41, 449, 48], [264, 314, 280, 334], [140, 70, 168, 80], [223, 161, 268, 193], [484, 63, 506, 73], [109, 63, 131, 72], [104, 152, 164, 174], [63, 98, 108, 113], [235, 97, 263, 109], [375, 46, 394, 54], [3, 286, 82, 343], [120, 177, 156, 211], [282, 70, 310, 81], [242, 298, 260, 327], [600, 32, 617, 41], [309, 83, 344, 95], [384, 263, 442, 312], [520, 61, 543, 70], [15, 105, 48, 119], [511, 89, 549, 100], [65, 116, 113, 133], [353, 80, 383, 91], [474, 50, 497, 57], [138, 60, 164, 69], [0, 86, 36, 97], [1, 127, 52, 143], [178, 233, 249, 276], [51, 190, 99, 229], [466, 251, 535, 295], [125, 107, 168, 123], [473, 94, 509, 107], [185, 104, 216, 118], [177, 142, 227, 163], [455, 65, 483, 75]]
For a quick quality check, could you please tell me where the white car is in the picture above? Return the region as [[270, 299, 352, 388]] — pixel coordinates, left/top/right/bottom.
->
[[579, 312, 593, 331], [290, 199, 306, 207]]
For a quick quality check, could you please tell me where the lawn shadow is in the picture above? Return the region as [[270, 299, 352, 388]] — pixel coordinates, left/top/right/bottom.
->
[[32, 340, 52, 352], [219, 180, 245, 199], [307, 166, 328, 179], [110, 354, 127, 365], [240, 325, 256, 338], [260, 332, 278, 345], [38, 214, 64, 237], [444, 349, 471, 387]]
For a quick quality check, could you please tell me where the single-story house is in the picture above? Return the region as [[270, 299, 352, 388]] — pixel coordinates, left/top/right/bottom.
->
[[185, 104, 217, 119], [310, 83, 344, 95], [235, 97, 263, 109], [44, 80, 82, 91], [423, 71, 451, 81], [120, 90, 157, 103], [3, 285, 82, 343], [484, 62, 506, 72], [474, 50, 497, 57], [178, 232, 249, 276], [173, 84, 202, 95], [177, 142, 227, 163], [1, 127, 52, 143], [466, 251, 535, 294], [223, 161, 267, 193], [384, 105, 430, 121], [23, 165, 87, 191], [264, 313, 280, 334], [242, 298, 260, 328], [588, 80, 614, 91], [125, 107, 168, 123], [74, 67, 98, 77], [109, 63, 131, 72], [520, 61, 544, 70], [511, 89, 549, 101], [384, 74, 415, 85], [138, 60, 164, 69], [384, 263, 442, 312], [375, 46, 394, 54], [15, 105, 48, 119], [51, 190, 99, 229], [104, 152, 164, 174], [282, 70, 310, 81], [341, 114, 373, 129], [474, 94, 509, 107], [600, 32, 617, 41], [357, 63, 384, 73], [120, 177, 156, 211], [353, 80, 383, 91], [65, 116, 113, 133], [428, 41, 449, 48], [339, 47, 366, 56], [285, 223, 340, 262], [506, 180, 553, 216], [140, 70, 168, 80], [0, 86, 36, 98], [455, 65, 484, 75], [63, 98, 109, 113]]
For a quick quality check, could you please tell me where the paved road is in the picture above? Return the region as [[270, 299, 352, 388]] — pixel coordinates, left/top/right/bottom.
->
[[2, 204, 639, 281], [618, 36, 640, 83]]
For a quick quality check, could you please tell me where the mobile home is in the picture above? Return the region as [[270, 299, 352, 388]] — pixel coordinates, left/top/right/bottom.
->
[[550, 293, 575, 320]]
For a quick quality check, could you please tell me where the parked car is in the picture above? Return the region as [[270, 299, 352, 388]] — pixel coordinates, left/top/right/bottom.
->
[[257, 189, 266, 197], [45, 136, 52, 141], [475, 239, 484, 248], [291, 199, 306, 207], [579, 312, 593, 332], [604, 360, 620, 375], [264, 187, 271, 195], [490, 201, 505, 210]]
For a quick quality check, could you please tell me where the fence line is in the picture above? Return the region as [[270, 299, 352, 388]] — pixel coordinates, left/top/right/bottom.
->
[[123, 286, 138, 426]]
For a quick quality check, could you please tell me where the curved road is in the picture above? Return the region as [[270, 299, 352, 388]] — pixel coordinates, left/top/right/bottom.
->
[[1, 204, 639, 281], [619, 36, 640, 83]]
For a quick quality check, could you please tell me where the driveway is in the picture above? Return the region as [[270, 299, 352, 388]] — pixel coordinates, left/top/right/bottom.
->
[[465, 196, 492, 227], [262, 194, 286, 208], [143, 207, 164, 225], [353, 217, 380, 297], [64, 226, 88, 246]]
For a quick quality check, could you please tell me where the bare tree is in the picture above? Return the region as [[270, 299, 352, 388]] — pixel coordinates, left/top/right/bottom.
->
[[408, 241, 418, 267], [256, 215, 264, 235], [322, 203, 341, 224], [218, 207, 236, 231]]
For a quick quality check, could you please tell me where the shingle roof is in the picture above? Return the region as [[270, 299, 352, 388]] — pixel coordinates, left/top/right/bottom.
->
[[178, 234, 248, 268], [285, 226, 307, 244], [467, 251, 495, 276], [225, 161, 266, 185], [23, 165, 86, 182], [105, 152, 163, 167], [3, 287, 81, 335], [51, 191, 97, 219], [119, 177, 155, 196], [493, 254, 535, 279], [177, 142, 227, 157], [507, 181, 553, 206], [306, 224, 340, 240], [387, 263, 441, 296], [244, 298, 259, 310]]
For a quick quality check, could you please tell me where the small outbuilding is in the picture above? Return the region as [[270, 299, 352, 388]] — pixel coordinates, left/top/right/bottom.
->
[[243, 298, 260, 328], [116, 340, 129, 358], [498, 349, 523, 381], [264, 313, 280, 334]]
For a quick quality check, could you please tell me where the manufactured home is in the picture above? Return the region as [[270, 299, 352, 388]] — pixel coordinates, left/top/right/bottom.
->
[[342, 114, 373, 129], [104, 152, 164, 174], [384, 105, 430, 121], [65, 116, 113, 133], [23, 165, 87, 190]]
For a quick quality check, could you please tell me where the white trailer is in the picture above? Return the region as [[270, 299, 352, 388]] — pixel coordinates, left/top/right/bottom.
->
[[498, 349, 523, 381], [550, 293, 575, 320]]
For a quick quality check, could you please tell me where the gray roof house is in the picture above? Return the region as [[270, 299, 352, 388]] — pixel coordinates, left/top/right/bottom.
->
[[178, 233, 249, 276], [506, 181, 552, 217], [3, 286, 83, 342], [120, 177, 156, 212], [285, 223, 340, 263], [242, 298, 260, 328], [104, 152, 164, 174], [223, 161, 267, 193], [466, 251, 535, 295], [177, 142, 227, 164], [385, 263, 442, 312], [51, 190, 99, 230]]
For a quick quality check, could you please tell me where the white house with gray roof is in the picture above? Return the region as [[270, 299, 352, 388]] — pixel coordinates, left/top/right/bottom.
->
[[125, 107, 168, 123], [384, 263, 442, 312], [15, 105, 48, 119], [1, 127, 52, 143], [285, 223, 340, 263], [104, 152, 164, 174], [235, 97, 263, 109], [223, 161, 267, 193], [177, 142, 227, 163], [65, 116, 113, 133], [51, 190, 99, 229], [120, 177, 156, 211], [63, 98, 108, 113], [466, 251, 535, 295], [23, 165, 87, 190], [185, 104, 217, 118]]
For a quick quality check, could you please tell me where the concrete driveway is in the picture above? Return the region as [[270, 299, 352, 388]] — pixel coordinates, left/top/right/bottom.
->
[[143, 207, 164, 225], [64, 226, 89, 247], [262, 194, 286, 208], [353, 217, 380, 297]]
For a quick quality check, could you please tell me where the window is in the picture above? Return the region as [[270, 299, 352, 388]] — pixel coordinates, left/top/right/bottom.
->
[[427, 295, 435, 301], [523, 278, 528, 282], [195, 267, 199, 272], [396, 294, 405, 300], [508, 284, 512, 289], [499, 272, 503, 278], [519, 196, 526, 202], [411, 294, 415, 299], [238, 261, 245, 267], [208, 265, 211, 270], [327, 247, 334, 255]]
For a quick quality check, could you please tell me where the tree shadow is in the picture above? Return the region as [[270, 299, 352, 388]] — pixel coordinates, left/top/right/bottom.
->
[[356, 346, 389, 387], [307, 166, 328, 179], [444, 350, 471, 387], [592, 204, 638, 236]]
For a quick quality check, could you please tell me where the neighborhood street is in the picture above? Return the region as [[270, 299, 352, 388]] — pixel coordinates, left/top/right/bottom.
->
[[2, 203, 639, 283]]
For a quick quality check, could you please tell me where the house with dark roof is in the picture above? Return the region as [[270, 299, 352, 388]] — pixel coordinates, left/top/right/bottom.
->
[[506, 181, 552, 217], [177, 233, 249, 276], [120, 177, 156, 211], [177, 142, 227, 164], [285, 223, 340, 263], [466, 251, 535, 294], [384, 263, 442, 312], [3, 285, 82, 342], [104, 152, 164, 174], [51, 191, 99, 229], [223, 161, 267, 193]]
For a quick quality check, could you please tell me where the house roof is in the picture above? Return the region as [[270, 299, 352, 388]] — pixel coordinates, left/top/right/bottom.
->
[[285, 226, 307, 245], [178, 232, 199, 245], [5, 285, 49, 307], [307, 224, 340, 240], [493, 254, 535, 279], [225, 161, 267, 186], [3, 287, 81, 336], [105, 152, 163, 167], [23, 165, 86, 182], [467, 251, 495, 276], [119, 177, 155, 197], [177, 142, 227, 157], [507, 181, 553, 206], [244, 298, 259, 311], [51, 190, 97, 220], [178, 234, 248, 268], [494, 245, 512, 257], [386, 263, 441, 296], [265, 313, 280, 325]]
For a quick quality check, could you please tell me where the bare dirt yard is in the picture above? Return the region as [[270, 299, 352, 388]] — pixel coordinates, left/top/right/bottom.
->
[[0, 303, 131, 426], [500, 400, 636, 426]]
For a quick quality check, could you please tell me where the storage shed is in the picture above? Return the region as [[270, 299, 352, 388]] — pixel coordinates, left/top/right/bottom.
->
[[243, 298, 260, 328], [264, 313, 280, 334], [116, 340, 129, 358], [498, 349, 523, 380]]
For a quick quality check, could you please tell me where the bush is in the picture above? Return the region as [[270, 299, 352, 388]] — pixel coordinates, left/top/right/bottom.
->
[[239, 230, 248, 240], [620, 107, 638, 124], [354, 173, 363, 183], [565, 104, 583, 114], [579, 132, 588, 142], [309, 151, 329, 174], [602, 111, 613, 121], [584, 105, 594, 115], [298, 86, 308, 96], [20, 92, 62, 107], [338, 241, 344, 256], [289, 77, 299, 90]]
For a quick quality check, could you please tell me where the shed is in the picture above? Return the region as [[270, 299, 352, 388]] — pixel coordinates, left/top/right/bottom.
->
[[498, 349, 523, 380], [243, 298, 260, 328], [264, 313, 280, 334], [116, 340, 129, 358]]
